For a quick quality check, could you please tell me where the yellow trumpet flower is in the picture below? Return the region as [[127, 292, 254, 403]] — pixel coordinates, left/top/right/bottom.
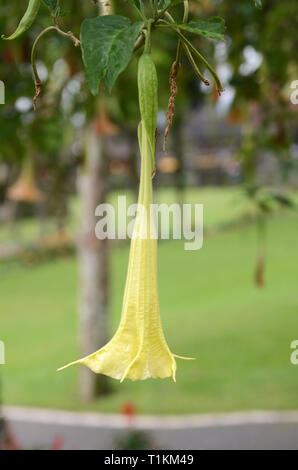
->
[[58, 122, 192, 381], [59, 49, 193, 381]]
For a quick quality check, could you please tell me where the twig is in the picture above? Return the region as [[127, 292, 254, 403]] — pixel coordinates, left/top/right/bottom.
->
[[182, 43, 210, 85], [163, 12, 224, 94], [31, 26, 80, 110], [164, 1, 193, 152], [133, 30, 146, 52], [55, 28, 80, 47]]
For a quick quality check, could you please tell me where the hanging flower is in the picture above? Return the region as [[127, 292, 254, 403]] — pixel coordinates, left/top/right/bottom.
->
[[59, 50, 193, 382], [95, 107, 119, 136], [7, 155, 43, 203]]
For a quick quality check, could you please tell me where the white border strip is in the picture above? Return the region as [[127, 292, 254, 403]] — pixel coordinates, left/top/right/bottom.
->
[[3, 407, 298, 430]]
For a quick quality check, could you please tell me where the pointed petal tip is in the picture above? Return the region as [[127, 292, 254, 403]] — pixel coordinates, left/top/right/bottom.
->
[[57, 360, 80, 372], [173, 354, 196, 361], [57, 364, 70, 372]]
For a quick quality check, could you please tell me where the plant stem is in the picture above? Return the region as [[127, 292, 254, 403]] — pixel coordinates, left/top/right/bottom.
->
[[155, 2, 178, 23], [181, 31, 224, 92], [133, 30, 146, 52], [31, 26, 80, 110], [175, 1, 189, 67], [182, 0, 189, 23], [163, 12, 224, 93], [183, 43, 210, 85], [144, 19, 153, 53]]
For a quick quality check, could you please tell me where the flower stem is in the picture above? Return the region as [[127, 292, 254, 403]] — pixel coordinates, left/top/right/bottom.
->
[[163, 12, 224, 93], [183, 43, 210, 85], [31, 26, 80, 110], [175, 1, 189, 65], [144, 19, 153, 54]]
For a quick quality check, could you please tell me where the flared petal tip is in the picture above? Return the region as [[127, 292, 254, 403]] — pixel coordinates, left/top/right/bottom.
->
[[57, 360, 80, 372], [119, 366, 176, 383], [173, 354, 196, 361], [57, 352, 194, 381]]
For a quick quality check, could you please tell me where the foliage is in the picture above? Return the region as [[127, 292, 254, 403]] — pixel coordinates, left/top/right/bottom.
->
[[2, 0, 226, 107], [81, 15, 143, 95], [171, 16, 225, 41], [218, 0, 298, 179]]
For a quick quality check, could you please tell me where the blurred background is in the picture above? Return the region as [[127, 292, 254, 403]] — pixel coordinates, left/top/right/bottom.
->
[[0, 0, 297, 450]]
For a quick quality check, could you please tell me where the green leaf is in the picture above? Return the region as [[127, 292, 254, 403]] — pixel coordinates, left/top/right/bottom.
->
[[158, 0, 185, 9], [176, 16, 225, 41], [42, 0, 58, 12], [80, 15, 143, 95], [253, 0, 262, 9]]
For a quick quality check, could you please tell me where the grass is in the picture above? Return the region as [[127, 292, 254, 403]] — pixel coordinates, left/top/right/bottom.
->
[[0, 186, 246, 247], [0, 188, 298, 415]]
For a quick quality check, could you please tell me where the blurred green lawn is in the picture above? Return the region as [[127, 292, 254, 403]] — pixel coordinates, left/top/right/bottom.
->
[[0, 187, 248, 245], [0, 188, 298, 415]]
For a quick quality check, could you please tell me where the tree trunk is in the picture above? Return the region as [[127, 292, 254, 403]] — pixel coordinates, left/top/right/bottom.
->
[[77, 122, 110, 401]]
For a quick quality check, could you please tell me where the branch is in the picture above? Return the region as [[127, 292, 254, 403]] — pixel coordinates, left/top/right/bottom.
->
[[55, 28, 80, 47], [162, 12, 224, 94], [182, 43, 210, 85], [133, 31, 146, 52], [31, 26, 80, 110]]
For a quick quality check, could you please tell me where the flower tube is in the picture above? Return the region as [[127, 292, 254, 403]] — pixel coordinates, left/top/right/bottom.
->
[[58, 52, 193, 381]]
